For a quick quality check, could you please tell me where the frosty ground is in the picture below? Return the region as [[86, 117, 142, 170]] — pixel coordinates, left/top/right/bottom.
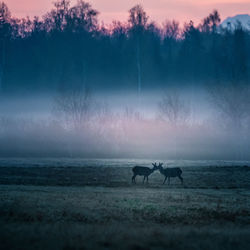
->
[[0, 164, 250, 250]]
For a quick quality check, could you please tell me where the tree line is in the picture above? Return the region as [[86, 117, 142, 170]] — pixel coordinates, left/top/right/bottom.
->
[[0, 0, 249, 93]]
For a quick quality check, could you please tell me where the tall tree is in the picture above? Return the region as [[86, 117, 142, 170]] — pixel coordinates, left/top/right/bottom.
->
[[232, 23, 248, 84], [200, 10, 220, 33], [162, 20, 180, 80], [0, 1, 11, 92], [128, 5, 148, 97]]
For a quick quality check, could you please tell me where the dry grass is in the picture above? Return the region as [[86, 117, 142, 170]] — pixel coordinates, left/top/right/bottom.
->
[[0, 165, 250, 188], [0, 165, 250, 249]]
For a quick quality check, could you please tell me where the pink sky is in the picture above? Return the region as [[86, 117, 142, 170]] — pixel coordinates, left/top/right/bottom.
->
[[4, 0, 250, 25]]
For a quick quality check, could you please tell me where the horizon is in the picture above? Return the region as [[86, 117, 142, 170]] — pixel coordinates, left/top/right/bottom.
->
[[3, 0, 250, 26]]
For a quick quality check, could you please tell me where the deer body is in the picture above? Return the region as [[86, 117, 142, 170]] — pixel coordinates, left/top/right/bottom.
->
[[158, 164, 183, 185], [132, 163, 158, 184]]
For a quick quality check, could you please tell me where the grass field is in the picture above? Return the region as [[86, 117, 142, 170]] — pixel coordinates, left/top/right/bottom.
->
[[0, 165, 250, 249]]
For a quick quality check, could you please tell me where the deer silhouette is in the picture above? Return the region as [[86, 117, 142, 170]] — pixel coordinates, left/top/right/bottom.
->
[[132, 163, 158, 184], [158, 163, 183, 185]]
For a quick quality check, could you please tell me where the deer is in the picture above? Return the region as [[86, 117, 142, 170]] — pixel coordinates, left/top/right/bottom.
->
[[131, 162, 159, 184], [158, 163, 183, 185]]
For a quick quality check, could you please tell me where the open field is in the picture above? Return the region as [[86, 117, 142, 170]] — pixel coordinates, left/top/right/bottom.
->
[[1, 164, 250, 249], [0, 164, 250, 188]]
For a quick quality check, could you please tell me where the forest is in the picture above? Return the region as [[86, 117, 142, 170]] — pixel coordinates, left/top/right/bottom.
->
[[0, 0, 249, 93], [0, 1, 250, 159]]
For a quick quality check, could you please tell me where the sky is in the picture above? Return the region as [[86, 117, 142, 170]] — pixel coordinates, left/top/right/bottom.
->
[[4, 0, 250, 25]]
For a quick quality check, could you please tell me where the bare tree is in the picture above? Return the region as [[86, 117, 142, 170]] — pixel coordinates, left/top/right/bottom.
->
[[128, 4, 148, 28], [209, 84, 250, 129], [123, 106, 143, 122], [163, 20, 180, 39], [54, 86, 93, 130], [208, 83, 250, 160], [158, 90, 190, 126], [200, 9, 221, 33]]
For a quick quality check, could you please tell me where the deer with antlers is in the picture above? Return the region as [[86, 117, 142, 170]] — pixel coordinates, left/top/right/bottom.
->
[[131, 163, 159, 184], [158, 162, 183, 185]]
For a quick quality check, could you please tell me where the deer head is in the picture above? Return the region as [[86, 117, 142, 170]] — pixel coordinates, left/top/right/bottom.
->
[[152, 162, 158, 171], [158, 162, 164, 170]]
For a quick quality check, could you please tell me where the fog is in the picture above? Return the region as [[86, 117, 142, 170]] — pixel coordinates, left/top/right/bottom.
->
[[0, 2, 249, 159], [0, 85, 249, 160]]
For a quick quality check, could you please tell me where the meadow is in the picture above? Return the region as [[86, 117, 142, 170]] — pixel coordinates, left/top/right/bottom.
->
[[0, 163, 250, 249]]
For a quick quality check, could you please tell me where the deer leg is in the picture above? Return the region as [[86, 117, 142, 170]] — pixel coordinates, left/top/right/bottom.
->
[[132, 175, 136, 184], [168, 177, 170, 185], [147, 176, 149, 183], [163, 176, 167, 185], [143, 176, 145, 184], [179, 175, 183, 185]]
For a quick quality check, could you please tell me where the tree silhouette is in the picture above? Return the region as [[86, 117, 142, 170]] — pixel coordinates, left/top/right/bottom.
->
[[54, 85, 93, 130], [158, 90, 190, 127], [128, 5, 148, 97], [0, 1, 11, 92], [0, 3, 248, 94]]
